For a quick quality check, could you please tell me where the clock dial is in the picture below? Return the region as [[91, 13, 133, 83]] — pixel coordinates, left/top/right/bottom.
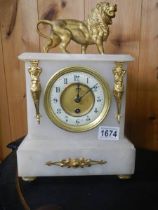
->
[[60, 83, 95, 117], [44, 66, 111, 132]]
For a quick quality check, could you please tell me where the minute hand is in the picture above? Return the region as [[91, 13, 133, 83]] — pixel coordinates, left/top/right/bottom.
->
[[79, 83, 98, 100]]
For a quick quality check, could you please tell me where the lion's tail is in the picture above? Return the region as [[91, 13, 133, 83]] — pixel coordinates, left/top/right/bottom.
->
[[37, 20, 54, 40]]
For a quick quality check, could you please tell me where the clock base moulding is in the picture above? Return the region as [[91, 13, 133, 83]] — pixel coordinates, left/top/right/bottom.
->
[[17, 53, 135, 177], [17, 136, 135, 177]]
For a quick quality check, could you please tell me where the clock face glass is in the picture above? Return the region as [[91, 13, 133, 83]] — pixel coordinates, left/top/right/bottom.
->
[[44, 66, 111, 132]]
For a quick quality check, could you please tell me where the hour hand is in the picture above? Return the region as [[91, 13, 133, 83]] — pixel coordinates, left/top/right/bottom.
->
[[75, 83, 81, 103]]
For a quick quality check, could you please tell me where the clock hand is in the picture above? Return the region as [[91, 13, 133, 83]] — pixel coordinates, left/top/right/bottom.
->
[[76, 83, 80, 98], [79, 83, 98, 100], [74, 83, 81, 103]]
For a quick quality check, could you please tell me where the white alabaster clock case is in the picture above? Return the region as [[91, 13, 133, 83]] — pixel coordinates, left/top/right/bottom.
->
[[17, 53, 135, 178]]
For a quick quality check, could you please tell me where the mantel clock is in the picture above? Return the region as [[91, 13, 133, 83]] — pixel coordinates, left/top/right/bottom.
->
[[17, 2, 135, 179]]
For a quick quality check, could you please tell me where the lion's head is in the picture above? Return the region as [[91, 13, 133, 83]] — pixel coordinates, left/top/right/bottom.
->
[[96, 2, 117, 25], [86, 2, 117, 42], [86, 2, 117, 28]]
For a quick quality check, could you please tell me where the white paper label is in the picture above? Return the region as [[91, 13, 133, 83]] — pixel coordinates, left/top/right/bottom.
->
[[98, 126, 120, 141]]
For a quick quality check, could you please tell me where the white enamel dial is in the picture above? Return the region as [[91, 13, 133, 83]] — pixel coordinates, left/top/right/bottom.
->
[[44, 66, 111, 132]]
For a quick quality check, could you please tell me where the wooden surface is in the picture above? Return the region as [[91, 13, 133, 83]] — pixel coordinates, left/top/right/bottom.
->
[[133, 0, 158, 149], [0, 0, 158, 159], [0, 26, 11, 159]]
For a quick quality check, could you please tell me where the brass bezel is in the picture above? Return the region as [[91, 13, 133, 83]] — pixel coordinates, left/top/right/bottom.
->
[[44, 66, 111, 132]]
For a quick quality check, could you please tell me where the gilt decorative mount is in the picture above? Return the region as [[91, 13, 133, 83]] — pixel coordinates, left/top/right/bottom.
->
[[113, 62, 126, 123], [28, 60, 42, 124], [46, 158, 107, 168], [37, 2, 117, 54]]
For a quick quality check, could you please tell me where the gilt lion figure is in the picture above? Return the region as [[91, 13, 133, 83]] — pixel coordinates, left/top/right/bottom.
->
[[37, 2, 117, 54]]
